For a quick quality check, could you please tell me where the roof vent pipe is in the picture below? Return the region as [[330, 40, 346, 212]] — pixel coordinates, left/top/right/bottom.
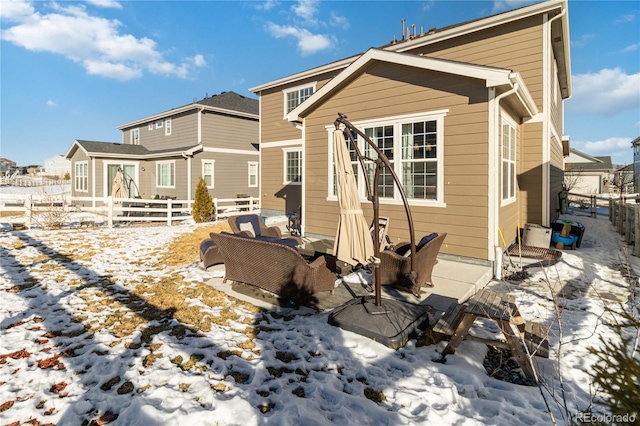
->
[[401, 19, 406, 40]]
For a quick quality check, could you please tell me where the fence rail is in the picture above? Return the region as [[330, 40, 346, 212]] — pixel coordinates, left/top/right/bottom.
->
[[0, 193, 260, 229], [566, 192, 611, 219]]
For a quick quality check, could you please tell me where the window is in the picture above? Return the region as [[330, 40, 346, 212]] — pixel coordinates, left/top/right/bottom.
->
[[501, 118, 517, 204], [248, 161, 258, 187], [165, 119, 171, 136], [328, 111, 446, 205], [130, 128, 139, 145], [155, 121, 163, 129], [202, 160, 214, 188], [156, 161, 175, 188], [284, 84, 315, 114], [148, 123, 153, 131], [283, 149, 302, 184], [75, 162, 88, 192]]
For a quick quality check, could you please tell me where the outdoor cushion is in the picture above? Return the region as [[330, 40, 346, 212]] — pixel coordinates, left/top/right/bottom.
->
[[399, 233, 438, 257], [235, 215, 262, 236]]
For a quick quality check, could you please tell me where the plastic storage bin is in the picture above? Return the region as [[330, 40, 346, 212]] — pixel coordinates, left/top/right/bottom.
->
[[523, 223, 552, 248]]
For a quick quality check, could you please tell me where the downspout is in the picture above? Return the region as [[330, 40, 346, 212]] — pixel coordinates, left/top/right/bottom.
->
[[300, 120, 306, 236], [191, 107, 205, 204], [541, 8, 567, 226], [491, 81, 519, 279]]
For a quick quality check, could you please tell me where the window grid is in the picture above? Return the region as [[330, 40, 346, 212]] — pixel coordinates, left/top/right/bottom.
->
[[248, 162, 258, 187], [130, 128, 139, 145], [284, 150, 302, 184], [75, 162, 88, 192], [286, 86, 314, 113], [165, 119, 171, 136], [203, 161, 214, 188], [364, 125, 395, 199], [401, 121, 438, 200], [156, 161, 175, 188], [502, 121, 517, 202]]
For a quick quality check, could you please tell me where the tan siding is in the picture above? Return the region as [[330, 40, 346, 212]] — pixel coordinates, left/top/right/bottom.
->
[[549, 138, 564, 221], [519, 122, 543, 224], [202, 114, 258, 151], [409, 16, 545, 111], [260, 145, 301, 215], [302, 64, 491, 260]]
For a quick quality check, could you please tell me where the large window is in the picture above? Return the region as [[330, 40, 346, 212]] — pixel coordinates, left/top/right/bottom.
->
[[283, 148, 302, 184], [328, 111, 446, 205], [202, 160, 214, 188], [156, 161, 175, 188], [501, 119, 517, 204], [165, 119, 172, 136], [75, 162, 88, 192], [248, 161, 258, 187], [130, 128, 139, 145], [284, 84, 315, 114]]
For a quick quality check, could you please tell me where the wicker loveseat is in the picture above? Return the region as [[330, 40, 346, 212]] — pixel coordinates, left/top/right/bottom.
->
[[228, 214, 282, 239], [379, 233, 447, 297], [209, 232, 337, 302]]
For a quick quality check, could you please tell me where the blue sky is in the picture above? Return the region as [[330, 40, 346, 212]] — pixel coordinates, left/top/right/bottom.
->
[[1, 0, 638, 167]]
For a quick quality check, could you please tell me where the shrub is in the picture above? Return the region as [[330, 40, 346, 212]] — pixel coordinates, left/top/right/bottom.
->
[[192, 177, 213, 223]]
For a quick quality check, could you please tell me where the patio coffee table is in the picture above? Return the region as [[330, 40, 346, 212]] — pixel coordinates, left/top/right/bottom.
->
[[297, 246, 353, 276]]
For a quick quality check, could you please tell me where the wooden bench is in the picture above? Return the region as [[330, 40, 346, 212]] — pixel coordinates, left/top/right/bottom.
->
[[433, 290, 549, 382]]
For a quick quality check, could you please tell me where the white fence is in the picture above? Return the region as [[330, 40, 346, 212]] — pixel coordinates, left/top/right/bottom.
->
[[0, 194, 260, 229]]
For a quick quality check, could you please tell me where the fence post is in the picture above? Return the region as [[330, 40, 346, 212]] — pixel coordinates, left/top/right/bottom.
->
[[107, 196, 114, 228], [25, 195, 33, 230], [213, 198, 218, 221], [626, 204, 632, 242], [167, 200, 173, 226], [618, 198, 624, 235], [609, 198, 614, 223]]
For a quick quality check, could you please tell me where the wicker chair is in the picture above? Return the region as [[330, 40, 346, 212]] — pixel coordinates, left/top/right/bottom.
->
[[228, 214, 282, 239], [199, 238, 224, 270], [209, 232, 337, 303], [378, 233, 447, 297]]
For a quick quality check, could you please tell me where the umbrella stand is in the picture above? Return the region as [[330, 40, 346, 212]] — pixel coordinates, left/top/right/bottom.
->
[[328, 113, 427, 348]]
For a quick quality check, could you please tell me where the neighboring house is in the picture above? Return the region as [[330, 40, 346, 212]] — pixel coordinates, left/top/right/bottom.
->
[[250, 0, 571, 269], [613, 164, 634, 194], [65, 91, 259, 205], [632, 136, 640, 194], [43, 155, 71, 179], [0, 158, 16, 176], [564, 148, 613, 194]]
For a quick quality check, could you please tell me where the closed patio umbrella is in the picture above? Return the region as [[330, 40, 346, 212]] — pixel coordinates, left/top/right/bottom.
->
[[111, 168, 127, 203], [332, 129, 375, 266]]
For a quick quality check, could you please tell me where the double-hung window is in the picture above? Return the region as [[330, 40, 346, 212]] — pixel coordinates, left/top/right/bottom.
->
[[165, 119, 171, 136], [248, 161, 258, 187], [328, 111, 446, 206], [130, 128, 139, 145], [156, 161, 175, 188], [284, 84, 315, 114], [501, 118, 517, 204], [283, 148, 302, 184], [202, 160, 214, 188], [75, 162, 88, 192]]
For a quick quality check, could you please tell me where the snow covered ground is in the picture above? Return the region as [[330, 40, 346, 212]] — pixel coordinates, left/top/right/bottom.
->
[[0, 209, 638, 425]]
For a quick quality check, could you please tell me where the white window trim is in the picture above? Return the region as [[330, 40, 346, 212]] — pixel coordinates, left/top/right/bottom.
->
[[104, 161, 138, 198], [282, 82, 317, 117], [165, 119, 171, 136], [148, 123, 153, 131], [74, 161, 88, 192], [202, 159, 215, 189], [130, 128, 140, 145], [500, 114, 517, 206], [248, 161, 258, 187], [155, 121, 163, 129], [326, 110, 448, 208], [283, 147, 302, 185], [156, 160, 175, 189]]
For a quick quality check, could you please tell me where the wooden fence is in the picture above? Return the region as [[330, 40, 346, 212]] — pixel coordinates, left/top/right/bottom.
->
[[0, 194, 260, 229], [608, 196, 640, 256]]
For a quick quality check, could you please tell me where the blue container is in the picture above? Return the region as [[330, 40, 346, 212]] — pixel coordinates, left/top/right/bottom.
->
[[552, 231, 578, 249]]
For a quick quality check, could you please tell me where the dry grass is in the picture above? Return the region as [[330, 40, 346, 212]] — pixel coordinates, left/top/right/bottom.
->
[[157, 221, 232, 267]]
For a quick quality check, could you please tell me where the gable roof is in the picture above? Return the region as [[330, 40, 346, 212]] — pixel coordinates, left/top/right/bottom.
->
[[250, 0, 570, 99], [286, 48, 538, 122], [117, 91, 258, 131], [565, 148, 613, 171], [65, 139, 203, 160]]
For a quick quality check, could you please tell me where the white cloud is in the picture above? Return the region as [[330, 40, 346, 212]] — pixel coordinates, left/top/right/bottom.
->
[[46, 100, 57, 107], [582, 137, 633, 153], [571, 33, 595, 48], [568, 68, 640, 115], [492, 0, 536, 13], [253, 0, 278, 11], [615, 13, 635, 24], [0, 2, 204, 81], [623, 43, 639, 53], [266, 22, 333, 55], [0, 0, 35, 21], [330, 11, 349, 29], [292, 0, 319, 25], [85, 0, 122, 9]]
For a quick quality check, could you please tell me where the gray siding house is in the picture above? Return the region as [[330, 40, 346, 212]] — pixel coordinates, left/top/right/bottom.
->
[[65, 91, 259, 205]]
